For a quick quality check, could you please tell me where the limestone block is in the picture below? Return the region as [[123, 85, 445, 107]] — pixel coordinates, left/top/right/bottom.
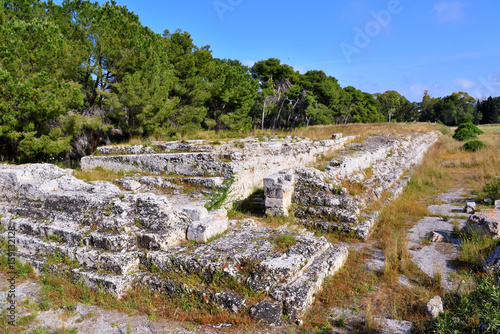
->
[[210, 208, 227, 219], [264, 186, 294, 199], [187, 216, 229, 243], [496, 200, 500, 210], [98, 252, 140, 275], [430, 231, 444, 243], [75, 248, 100, 269], [73, 269, 133, 298], [39, 180, 60, 192], [265, 198, 286, 208], [283, 245, 348, 320], [467, 209, 500, 238], [483, 245, 500, 274], [331, 133, 343, 140], [264, 173, 296, 217], [272, 173, 295, 184], [137, 231, 185, 250], [119, 179, 142, 191], [465, 201, 476, 214], [426, 296, 443, 319], [265, 197, 293, 216], [250, 298, 282, 326], [181, 205, 208, 221]]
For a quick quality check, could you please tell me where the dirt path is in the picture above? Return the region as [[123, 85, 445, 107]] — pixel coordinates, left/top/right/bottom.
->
[[407, 188, 471, 291]]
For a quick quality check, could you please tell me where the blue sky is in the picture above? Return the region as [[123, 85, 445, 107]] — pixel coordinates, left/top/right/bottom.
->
[[63, 0, 500, 102]]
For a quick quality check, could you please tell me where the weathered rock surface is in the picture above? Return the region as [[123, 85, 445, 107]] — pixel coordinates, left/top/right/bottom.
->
[[0, 163, 348, 322], [430, 231, 444, 243], [328, 308, 412, 334], [264, 131, 438, 239], [0, 130, 439, 327], [408, 215, 466, 291], [465, 201, 476, 214], [426, 296, 444, 319], [483, 245, 500, 274], [467, 209, 500, 238], [80, 131, 438, 242], [250, 298, 282, 326], [264, 173, 296, 216], [186, 210, 228, 243], [83, 135, 355, 204]]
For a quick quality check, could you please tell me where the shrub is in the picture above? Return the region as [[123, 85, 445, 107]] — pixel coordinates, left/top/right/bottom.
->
[[484, 177, 500, 202], [457, 122, 483, 135], [463, 140, 486, 152], [413, 276, 500, 333], [452, 122, 484, 141]]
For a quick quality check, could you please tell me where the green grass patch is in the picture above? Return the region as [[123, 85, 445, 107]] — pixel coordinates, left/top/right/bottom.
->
[[0, 254, 35, 279], [453, 228, 500, 272], [270, 232, 297, 253]]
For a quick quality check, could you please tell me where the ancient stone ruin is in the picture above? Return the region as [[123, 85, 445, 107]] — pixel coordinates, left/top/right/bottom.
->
[[0, 130, 438, 324]]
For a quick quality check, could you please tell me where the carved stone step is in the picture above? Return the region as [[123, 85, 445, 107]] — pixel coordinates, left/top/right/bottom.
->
[[272, 244, 348, 320]]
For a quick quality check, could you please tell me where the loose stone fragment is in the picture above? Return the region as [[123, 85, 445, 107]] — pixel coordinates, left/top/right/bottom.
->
[[116, 178, 142, 191], [186, 215, 228, 243], [483, 245, 500, 274], [430, 231, 444, 243], [465, 201, 476, 214], [426, 296, 444, 319], [467, 209, 500, 238]]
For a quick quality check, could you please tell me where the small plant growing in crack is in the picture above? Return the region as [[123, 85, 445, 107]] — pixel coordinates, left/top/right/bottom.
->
[[204, 177, 235, 211]]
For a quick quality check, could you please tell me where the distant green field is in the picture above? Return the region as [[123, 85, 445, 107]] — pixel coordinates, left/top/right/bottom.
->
[[478, 123, 500, 134]]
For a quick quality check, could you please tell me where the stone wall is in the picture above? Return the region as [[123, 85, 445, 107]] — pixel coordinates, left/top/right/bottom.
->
[[0, 130, 439, 324], [0, 163, 348, 323], [82, 135, 355, 203], [264, 131, 439, 239]]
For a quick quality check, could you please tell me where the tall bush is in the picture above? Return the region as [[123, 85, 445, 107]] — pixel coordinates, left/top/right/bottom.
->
[[453, 122, 484, 141]]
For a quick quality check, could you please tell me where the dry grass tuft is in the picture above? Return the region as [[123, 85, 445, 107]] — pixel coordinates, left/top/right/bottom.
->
[[432, 265, 443, 290], [72, 166, 162, 183], [362, 297, 380, 333], [285, 122, 436, 141]]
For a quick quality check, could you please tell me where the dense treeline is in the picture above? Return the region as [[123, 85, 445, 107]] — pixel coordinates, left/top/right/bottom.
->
[[0, 0, 499, 163]]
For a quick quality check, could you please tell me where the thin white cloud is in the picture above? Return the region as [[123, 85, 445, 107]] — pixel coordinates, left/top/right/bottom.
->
[[434, 1, 466, 23], [453, 77, 477, 90]]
